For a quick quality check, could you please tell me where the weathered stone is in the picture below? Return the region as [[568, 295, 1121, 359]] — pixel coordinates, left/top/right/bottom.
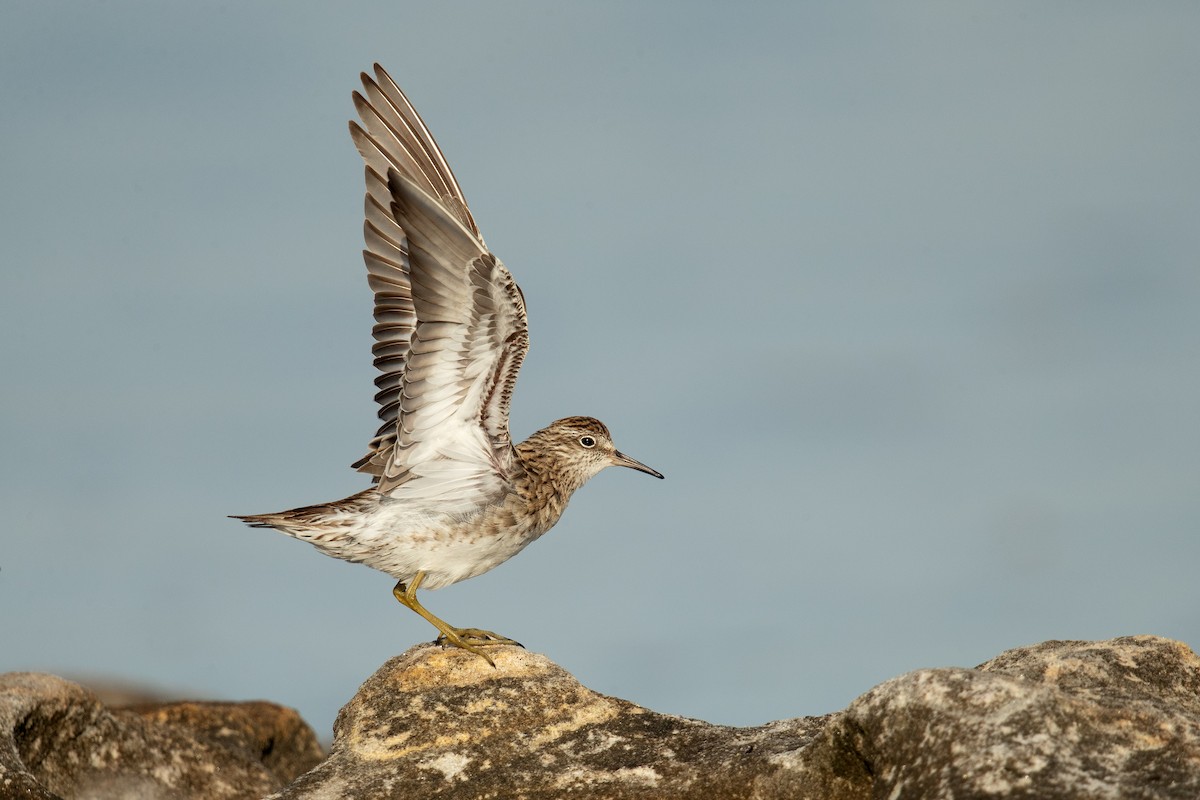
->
[[0, 672, 323, 800], [128, 700, 326, 788], [275, 636, 1200, 799], [269, 643, 843, 800], [821, 635, 1200, 800], [6, 636, 1199, 799]]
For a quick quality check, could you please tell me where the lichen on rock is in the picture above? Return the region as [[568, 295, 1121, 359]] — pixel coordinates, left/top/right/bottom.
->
[[4, 635, 1199, 799], [0, 672, 322, 800]]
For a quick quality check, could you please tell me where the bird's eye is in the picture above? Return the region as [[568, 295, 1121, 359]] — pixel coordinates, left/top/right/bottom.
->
[[579, 436, 596, 448]]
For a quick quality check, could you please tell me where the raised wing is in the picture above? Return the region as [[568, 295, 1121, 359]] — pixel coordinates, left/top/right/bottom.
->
[[348, 65, 529, 506], [351, 64, 480, 241]]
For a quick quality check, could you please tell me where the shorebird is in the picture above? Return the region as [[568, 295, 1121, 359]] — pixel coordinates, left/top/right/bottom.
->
[[235, 64, 662, 665]]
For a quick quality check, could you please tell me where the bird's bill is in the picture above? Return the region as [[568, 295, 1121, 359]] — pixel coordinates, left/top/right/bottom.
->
[[612, 451, 664, 479]]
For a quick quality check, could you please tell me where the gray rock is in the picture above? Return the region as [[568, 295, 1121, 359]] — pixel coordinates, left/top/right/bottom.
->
[[0, 672, 323, 799], [271, 642, 849, 800], [6, 636, 1198, 799], [826, 636, 1200, 799], [274, 635, 1200, 799], [270, 643, 843, 800]]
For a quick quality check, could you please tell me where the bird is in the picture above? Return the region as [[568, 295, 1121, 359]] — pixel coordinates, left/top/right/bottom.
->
[[234, 64, 663, 666]]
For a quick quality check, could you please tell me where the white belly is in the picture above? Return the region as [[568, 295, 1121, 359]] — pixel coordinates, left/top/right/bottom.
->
[[294, 498, 550, 589]]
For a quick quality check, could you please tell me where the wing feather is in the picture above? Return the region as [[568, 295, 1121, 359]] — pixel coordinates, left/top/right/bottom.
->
[[348, 66, 530, 507]]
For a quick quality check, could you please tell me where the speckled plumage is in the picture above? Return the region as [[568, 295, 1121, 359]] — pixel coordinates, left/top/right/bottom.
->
[[234, 66, 661, 655]]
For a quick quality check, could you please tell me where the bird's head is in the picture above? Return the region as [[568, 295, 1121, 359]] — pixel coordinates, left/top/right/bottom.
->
[[521, 416, 663, 491]]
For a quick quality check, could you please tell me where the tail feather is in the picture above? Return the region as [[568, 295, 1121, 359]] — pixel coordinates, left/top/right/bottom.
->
[[229, 513, 284, 529], [230, 488, 376, 540]]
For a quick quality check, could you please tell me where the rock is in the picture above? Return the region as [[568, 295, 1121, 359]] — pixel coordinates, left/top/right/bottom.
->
[[818, 635, 1200, 799], [130, 700, 326, 788], [6, 636, 1199, 799], [269, 643, 844, 800], [0, 672, 323, 799], [274, 635, 1200, 799]]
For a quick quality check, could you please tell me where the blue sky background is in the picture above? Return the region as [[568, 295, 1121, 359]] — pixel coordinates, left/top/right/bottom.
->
[[3, 3, 1198, 738]]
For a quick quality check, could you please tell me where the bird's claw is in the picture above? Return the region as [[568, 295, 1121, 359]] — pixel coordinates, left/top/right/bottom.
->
[[434, 627, 524, 668]]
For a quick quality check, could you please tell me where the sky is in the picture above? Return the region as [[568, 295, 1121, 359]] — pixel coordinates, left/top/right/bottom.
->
[[2, 3, 1198, 740]]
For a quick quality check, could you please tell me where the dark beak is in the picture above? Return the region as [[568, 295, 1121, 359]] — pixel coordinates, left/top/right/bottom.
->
[[612, 451, 664, 479]]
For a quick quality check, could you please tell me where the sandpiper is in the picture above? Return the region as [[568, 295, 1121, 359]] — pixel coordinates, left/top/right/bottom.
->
[[235, 64, 662, 665]]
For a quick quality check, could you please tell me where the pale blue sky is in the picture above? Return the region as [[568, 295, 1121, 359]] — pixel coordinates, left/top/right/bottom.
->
[[3, 3, 1198, 738]]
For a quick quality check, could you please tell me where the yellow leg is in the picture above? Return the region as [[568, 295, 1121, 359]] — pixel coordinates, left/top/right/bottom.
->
[[392, 572, 521, 668]]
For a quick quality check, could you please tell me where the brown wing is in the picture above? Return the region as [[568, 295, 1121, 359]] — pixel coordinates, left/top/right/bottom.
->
[[348, 66, 529, 501]]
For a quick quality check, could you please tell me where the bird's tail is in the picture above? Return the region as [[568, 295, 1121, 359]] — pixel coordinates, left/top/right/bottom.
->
[[229, 488, 375, 543], [229, 513, 285, 529]]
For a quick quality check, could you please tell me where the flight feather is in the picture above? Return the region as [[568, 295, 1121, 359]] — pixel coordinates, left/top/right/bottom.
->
[[348, 65, 529, 505]]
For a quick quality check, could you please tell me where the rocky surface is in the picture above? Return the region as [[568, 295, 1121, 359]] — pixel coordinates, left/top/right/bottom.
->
[[269, 644, 848, 800], [4, 635, 1198, 799], [0, 673, 323, 799], [273, 635, 1200, 799], [823, 636, 1200, 799]]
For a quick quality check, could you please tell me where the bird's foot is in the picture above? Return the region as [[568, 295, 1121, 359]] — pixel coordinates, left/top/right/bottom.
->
[[434, 627, 524, 667], [392, 575, 522, 668], [436, 627, 522, 647]]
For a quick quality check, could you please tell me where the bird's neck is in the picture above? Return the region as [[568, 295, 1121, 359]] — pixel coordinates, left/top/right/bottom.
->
[[514, 440, 587, 501]]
